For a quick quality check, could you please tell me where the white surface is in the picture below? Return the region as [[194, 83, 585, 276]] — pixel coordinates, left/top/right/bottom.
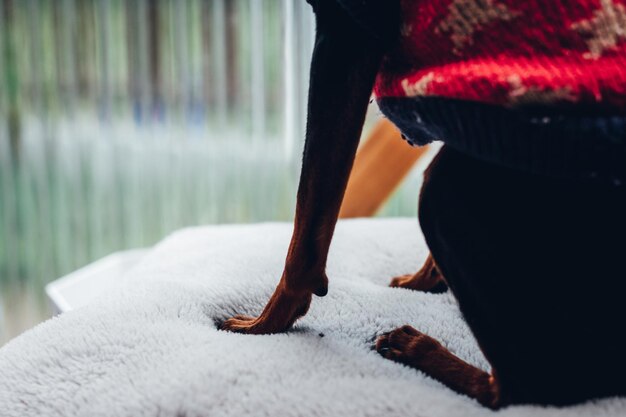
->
[[46, 249, 148, 314], [0, 219, 623, 417]]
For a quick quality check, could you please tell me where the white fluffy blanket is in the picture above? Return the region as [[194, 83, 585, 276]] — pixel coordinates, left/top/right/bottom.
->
[[0, 219, 623, 417]]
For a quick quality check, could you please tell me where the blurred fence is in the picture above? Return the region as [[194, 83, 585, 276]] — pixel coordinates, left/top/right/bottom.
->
[[0, 0, 423, 342]]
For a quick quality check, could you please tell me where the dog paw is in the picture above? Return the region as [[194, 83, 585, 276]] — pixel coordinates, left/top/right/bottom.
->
[[390, 254, 448, 293], [220, 289, 312, 335], [220, 315, 261, 333], [375, 325, 442, 367], [389, 273, 448, 293], [389, 274, 416, 288]]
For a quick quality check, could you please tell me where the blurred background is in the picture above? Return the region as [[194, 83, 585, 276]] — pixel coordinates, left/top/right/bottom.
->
[[0, 0, 423, 345]]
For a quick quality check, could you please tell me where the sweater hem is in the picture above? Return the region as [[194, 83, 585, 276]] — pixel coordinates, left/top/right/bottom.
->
[[377, 97, 626, 184]]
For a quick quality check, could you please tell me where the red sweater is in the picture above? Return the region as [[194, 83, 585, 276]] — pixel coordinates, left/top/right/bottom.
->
[[374, 0, 626, 110], [336, 0, 626, 181]]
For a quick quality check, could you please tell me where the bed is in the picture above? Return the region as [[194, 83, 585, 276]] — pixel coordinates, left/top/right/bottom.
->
[[0, 218, 622, 417]]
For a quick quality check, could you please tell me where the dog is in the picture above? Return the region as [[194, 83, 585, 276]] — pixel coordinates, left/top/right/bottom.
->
[[223, 0, 626, 408]]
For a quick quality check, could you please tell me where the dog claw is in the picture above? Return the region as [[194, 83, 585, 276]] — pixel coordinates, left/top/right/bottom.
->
[[314, 285, 328, 297]]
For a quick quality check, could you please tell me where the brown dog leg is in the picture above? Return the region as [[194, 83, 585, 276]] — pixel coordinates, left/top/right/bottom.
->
[[389, 254, 447, 292], [221, 0, 397, 334], [376, 325, 500, 408]]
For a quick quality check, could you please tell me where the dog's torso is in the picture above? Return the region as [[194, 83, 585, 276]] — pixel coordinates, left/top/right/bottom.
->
[[340, 1, 626, 406]]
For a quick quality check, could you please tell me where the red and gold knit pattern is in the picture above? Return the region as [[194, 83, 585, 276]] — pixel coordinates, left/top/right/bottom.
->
[[374, 0, 626, 109]]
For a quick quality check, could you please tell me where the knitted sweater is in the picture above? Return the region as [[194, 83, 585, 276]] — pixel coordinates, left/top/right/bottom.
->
[[339, 0, 626, 181]]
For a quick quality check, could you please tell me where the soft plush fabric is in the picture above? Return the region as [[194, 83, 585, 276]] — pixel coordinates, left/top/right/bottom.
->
[[0, 219, 624, 417]]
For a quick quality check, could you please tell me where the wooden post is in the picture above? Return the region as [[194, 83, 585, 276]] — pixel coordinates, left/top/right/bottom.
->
[[339, 119, 429, 218]]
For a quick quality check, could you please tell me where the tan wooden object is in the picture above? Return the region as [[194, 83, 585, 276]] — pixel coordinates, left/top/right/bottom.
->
[[339, 119, 429, 218]]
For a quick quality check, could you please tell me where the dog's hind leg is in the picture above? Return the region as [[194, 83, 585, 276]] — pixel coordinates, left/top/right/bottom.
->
[[389, 254, 447, 292], [401, 145, 626, 405], [376, 325, 500, 408]]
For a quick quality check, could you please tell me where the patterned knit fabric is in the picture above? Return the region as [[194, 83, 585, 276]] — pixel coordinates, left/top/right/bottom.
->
[[374, 0, 626, 111], [334, 0, 626, 180]]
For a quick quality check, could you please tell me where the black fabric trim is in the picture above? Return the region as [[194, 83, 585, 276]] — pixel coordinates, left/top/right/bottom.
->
[[378, 97, 626, 184]]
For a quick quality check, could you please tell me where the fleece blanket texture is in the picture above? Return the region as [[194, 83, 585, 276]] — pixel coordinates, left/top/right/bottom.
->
[[0, 218, 624, 417]]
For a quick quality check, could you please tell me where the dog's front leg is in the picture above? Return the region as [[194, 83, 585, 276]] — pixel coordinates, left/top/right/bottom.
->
[[221, 0, 388, 334]]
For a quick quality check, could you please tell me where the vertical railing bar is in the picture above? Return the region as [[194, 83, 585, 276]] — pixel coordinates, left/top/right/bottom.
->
[[250, 0, 265, 143], [57, 0, 77, 278], [175, 0, 189, 122], [212, 0, 227, 128], [0, 0, 20, 285], [282, 0, 295, 161], [189, 0, 202, 127], [135, 0, 149, 246], [97, 0, 112, 121], [0, 0, 5, 286], [200, 0, 212, 125], [22, 0, 42, 286]]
